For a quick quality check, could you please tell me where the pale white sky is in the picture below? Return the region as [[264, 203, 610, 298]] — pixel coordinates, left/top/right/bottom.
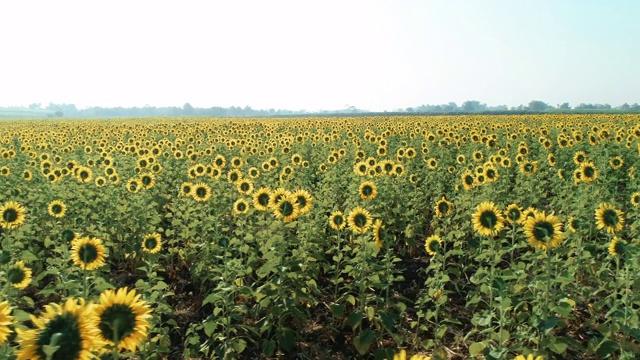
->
[[0, 0, 638, 111]]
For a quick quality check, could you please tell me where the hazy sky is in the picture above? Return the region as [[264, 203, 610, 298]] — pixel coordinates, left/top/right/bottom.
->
[[1, 0, 638, 111]]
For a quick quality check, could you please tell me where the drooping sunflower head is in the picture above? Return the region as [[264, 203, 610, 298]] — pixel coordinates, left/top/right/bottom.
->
[[0, 301, 13, 346], [141, 233, 162, 254], [608, 237, 626, 256], [47, 200, 67, 218], [434, 197, 453, 217], [359, 181, 378, 200], [95, 288, 151, 352], [329, 211, 346, 231], [631, 192, 640, 207], [70, 237, 107, 271], [15, 298, 101, 360], [293, 189, 313, 215], [595, 203, 624, 234], [424, 235, 443, 256], [7, 260, 32, 290], [192, 183, 212, 202], [524, 211, 564, 251], [233, 198, 250, 215], [472, 201, 505, 237], [0, 201, 27, 229], [347, 207, 373, 234]]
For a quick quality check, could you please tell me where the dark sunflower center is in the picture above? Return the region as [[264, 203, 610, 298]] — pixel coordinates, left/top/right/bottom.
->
[[633, 195, 640, 203], [438, 202, 449, 214], [129, 183, 138, 191], [3, 208, 18, 222], [80, 171, 89, 179], [99, 304, 137, 343], [333, 216, 344, 226], [258, 193, 270, 206], [577, 155, 584, 162], [464, 175, 474, 185], [196, 187, 206, 197], [144, 237, 157, 250], [507, 209, 521, 221], [7, 267, 25, 284], [183, 186, 191, 194], [384, 164, 393, 172], [524, 164, 533, 172], [362, 185, 373, 196], [532, 221, 554, 242], [480, 210, 498, 229], [215, 159, 223, 166], [142, 176, 152, 186], [395, 167, 403, 175], [230, 174, 239, 182], [79, 244, 98, 265], [428, 240, 440, 253], [613, 159, 620, 166], [62, 230, 75, 242], [280, 201, 294, 216], [237, 202, 247, 212], [603, 209, 619, 226], [52, 204, 63, 214], [241, 183, 250, 191], [297, 196, 307, 208], [354, 213, 368, 227], [583, 166, 595, 177], [359, 165, 367, 173], [486, 169, 496, 178], [35, 313, 82, 360]]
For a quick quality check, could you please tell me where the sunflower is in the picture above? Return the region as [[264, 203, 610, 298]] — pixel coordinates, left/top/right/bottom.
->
[[126, 178, 140, 193], [595, 203, 624, 234], [233, 198, 250, 215], [519, 160, 538, 176], [23, 169, 33, 181], [180, 182, 194, 197], [329, 211, 346, 231], [94, 288, 151, 352], [424, 235, 443, 256], [236, 179, 254, 195], [573, 151, 587, 165], [472, 201, 505, 237], [139, 173, 155, 189], [483, 165, 499, 182], [373, 219, 384, 249], [630, 192, 640, 207], [70, 237, 107, 271], [75, 166, 93, 183], [48, 200, 67, 218], [608, 236, 626, 256], [609, 156, 624, 169], [461, 170, 475, 190], [94, 176, 107, 187], [273, 195, 300, 223], [505, 203, 523, 224], [293, 189, 313, 215], [359, 181, 378, 200], [524, 211, 564, 251], [192, 183, 212, 202], [252, 188, 271, 211], [514, 354, 544, 360], [392, 349, 432, 360], [0, 201, 27, 229], [580, 162, 598, 182], [567, 216, 580, 233], [0, 301, 12, 346], [434, 197, 453, 217], [227, 169, 243, 184], [268, 188, 291, 209], [7, 260, 32, 289], [15, 298, 101, 360], [141, 233, 162, 254], [347, 207, 373, 234]]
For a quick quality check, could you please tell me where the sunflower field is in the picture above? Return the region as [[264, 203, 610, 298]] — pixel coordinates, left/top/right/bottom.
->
[[0, 114, 638, 360]]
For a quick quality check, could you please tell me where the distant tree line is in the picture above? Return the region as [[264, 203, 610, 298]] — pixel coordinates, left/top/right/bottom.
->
[[2, 100, 639, 118]]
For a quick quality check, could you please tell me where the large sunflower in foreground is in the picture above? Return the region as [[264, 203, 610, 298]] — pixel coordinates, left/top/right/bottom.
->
[[16, 298, 101, 360], [7, 260, 32, 289], [94, 288, 151, 352], [48, 200, 67, 218], [273, 195, 300, 223], [70, 237, 107, 271], [0, 301, 13, 346], [0, 201, 27, 229], [141, 233, 162, 254], [472, 201, 505, 237], [523, 211, 564, 251], [595, 203, 624, 234], [347, 207, 373, 234]]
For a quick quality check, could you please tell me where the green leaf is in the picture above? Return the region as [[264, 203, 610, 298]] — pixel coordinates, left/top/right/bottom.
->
[[353, 329, 376, 355], [330, 303, 346, 318], [344, 311, 364, 330], [262, 339, 276, 357], [204, 321, 217, 337], [596, 339, 619, 358], [232, 338, 247, 354], [549, 340, 568, 354], [469, 342, 486, 356]]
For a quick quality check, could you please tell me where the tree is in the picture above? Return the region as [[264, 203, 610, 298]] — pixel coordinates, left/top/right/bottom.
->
[[183, 103, 194, 115], [461, 100, 486, 112], [528, 100, 548, 112], [559, 103, 571, 110]]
